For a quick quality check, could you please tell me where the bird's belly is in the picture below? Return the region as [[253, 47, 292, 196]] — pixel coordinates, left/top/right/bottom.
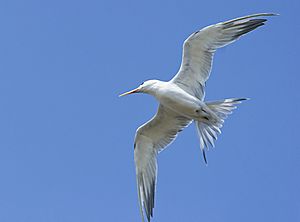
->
[[158, 91, 200, 118]]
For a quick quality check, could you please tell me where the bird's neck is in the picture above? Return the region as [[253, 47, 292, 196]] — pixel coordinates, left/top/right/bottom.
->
[[145, 81, 166, 97]]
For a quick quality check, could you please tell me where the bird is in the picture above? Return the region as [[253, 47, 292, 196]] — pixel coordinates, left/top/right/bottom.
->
[[119, 13, 276, 222]]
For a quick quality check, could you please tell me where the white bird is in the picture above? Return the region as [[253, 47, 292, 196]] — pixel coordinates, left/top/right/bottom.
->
[[120, 13, 276, 222]]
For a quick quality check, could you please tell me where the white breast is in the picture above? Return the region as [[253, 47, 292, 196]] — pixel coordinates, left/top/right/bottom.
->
[[155, 82, 202, 118]]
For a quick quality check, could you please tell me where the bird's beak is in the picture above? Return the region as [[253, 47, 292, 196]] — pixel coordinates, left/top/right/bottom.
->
[[119, 88, 140, 97]]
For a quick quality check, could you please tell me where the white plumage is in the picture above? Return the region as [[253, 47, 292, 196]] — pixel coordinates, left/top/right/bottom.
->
[[119, 13, 276, 222]]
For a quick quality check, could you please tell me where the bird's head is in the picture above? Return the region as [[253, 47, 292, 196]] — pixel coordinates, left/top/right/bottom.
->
[[119, 80, 160, 97]]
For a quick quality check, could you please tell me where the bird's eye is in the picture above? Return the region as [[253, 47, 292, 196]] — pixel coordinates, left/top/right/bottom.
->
[[141, 82, 145, 85]]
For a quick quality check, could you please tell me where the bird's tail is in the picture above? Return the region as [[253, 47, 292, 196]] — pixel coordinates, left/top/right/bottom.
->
[[195, 98, 248, 164]]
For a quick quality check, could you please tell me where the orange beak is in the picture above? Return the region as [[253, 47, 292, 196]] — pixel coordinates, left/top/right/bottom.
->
[[119, 88, 140, 97]]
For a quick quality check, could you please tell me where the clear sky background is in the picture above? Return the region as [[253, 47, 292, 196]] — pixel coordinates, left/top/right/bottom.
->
[[0, 0, 299, 222]]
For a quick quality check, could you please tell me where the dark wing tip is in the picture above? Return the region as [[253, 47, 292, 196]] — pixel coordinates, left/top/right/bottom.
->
[[202, 149, 208, 165], [233, 98, 249, 102], [233, 19, 267, 37], [141, 173, 156, 222], [223, 13, 278, 26], [263, 12, 280, 16]]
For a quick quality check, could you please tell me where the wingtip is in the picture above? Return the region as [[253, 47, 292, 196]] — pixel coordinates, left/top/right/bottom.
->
[[266, 12, 280, 16], [251, 12, 279, 17], [257, 13, 279, 23], [223, 12, 279, 25], [259, 12, 279, 16], [202, 150, 208, 165], [239, 98, 250, 101]]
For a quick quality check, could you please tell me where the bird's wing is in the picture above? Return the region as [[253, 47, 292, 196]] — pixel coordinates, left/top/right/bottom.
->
[[171, 13, 276, 99], [134, 105, 191, 222]]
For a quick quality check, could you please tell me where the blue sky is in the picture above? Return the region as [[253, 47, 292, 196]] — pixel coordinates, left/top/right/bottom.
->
[[0, 0, 299, 221]]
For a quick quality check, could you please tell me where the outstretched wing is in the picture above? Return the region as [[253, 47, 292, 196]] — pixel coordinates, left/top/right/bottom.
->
[[134, 105, 191, 222], [171, 13, 276, 99]]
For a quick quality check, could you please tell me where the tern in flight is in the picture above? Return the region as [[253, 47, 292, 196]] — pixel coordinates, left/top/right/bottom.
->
[[120, 13, 276, 222]]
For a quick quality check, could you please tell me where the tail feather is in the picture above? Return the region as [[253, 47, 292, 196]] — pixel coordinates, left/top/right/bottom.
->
[[196, 98, 248, 163]]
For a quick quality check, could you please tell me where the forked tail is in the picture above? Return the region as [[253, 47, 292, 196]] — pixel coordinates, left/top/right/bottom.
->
[[195, 98, 248, 164]]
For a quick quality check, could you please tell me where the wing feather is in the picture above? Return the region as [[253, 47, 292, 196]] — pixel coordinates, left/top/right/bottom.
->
[[172, 13, 276, 99], [134, 105, 190, 221]]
